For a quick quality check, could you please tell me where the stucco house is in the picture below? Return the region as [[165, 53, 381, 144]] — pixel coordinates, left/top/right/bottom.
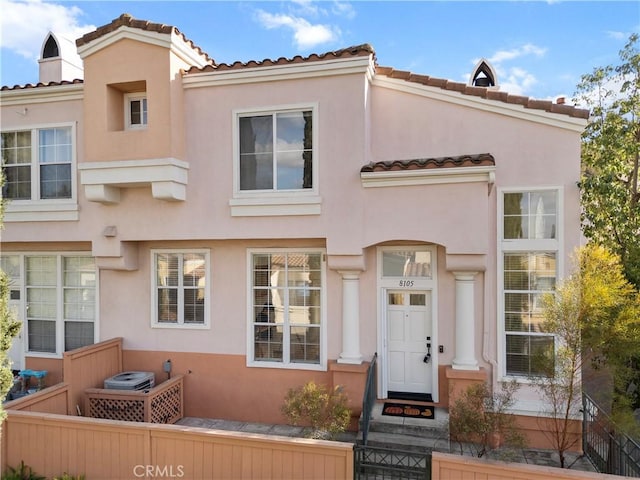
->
[[0, 14, 588, 445]]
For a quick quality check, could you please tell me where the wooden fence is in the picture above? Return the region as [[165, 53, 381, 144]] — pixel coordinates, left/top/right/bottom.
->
[[431, 452, 621, 480], [2, 410, 354, 480], [63, 337, 123, 415]]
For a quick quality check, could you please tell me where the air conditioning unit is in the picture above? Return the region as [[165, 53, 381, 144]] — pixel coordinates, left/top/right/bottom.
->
[[104, 371, 155, 391]]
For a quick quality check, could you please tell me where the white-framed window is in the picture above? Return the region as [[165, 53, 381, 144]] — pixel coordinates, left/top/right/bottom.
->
[[125, 93, 148, 129], [0, 253, 96, 357], [248, 249, 325, 369], [151, 250, 210, 329], [234, 104, 320, 191], [499, 189, 561, 378], [1, 125, 74, 201]]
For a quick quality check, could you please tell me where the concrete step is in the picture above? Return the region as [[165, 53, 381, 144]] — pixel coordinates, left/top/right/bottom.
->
[[359, 403, 450, 452], [363, 430, 450, 453]]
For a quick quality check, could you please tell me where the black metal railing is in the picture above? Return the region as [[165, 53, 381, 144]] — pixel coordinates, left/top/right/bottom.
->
[[583, 393, 640, 477], [354, 445, 431, 480], [360, 352, 377, 446]]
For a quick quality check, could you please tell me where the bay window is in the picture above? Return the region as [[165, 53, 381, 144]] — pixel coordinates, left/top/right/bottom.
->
[[501, 189, 560, 377], [250, 250, 324, 367]]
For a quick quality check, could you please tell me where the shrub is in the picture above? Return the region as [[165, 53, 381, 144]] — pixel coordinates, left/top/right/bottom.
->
[[448, 380, 526, 459], [1, 461, 45, 480], [281, 380, 351, 439]]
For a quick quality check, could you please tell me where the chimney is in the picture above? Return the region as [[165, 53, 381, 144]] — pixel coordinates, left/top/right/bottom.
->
[[556, 97, 565, 105], [38, 32, 83, 83]]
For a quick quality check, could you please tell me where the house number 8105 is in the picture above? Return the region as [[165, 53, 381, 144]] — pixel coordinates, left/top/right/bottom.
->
[[399, 280, 414, 287]]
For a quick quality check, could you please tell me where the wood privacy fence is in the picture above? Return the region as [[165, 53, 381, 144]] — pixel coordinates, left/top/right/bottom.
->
[[431, 452, 620, 480], [63, 337, 123, 415], [2, 409, 354, 480]]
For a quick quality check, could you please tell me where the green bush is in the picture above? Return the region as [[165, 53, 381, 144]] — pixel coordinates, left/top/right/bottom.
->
[[1, 462, 84, 480], [1, 461, 45, 480], [449, 380, 526, 459], [282, 380, 351, 439]]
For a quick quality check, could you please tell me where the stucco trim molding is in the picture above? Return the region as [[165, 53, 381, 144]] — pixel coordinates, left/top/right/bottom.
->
[[229, 195, 322, 216], [77, 27, 210, 67], [4, 202, 79, 222], [183, 56, 375, 89], [373, 76, 587, 132], [360, 165, 496, 188], [0, 84, 83, 105], [79, 158, 189, 203]]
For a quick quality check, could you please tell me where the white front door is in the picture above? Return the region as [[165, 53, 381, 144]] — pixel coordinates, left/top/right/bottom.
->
[[387, 291, 432, 394]]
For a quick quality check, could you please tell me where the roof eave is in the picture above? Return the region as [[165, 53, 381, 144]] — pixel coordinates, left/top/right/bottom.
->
[[373, 74, 588, 133]]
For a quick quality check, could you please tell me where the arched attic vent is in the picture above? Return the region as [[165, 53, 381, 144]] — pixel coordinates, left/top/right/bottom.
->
[[469, 59, 498, 88], [42, 33, 60, 58]]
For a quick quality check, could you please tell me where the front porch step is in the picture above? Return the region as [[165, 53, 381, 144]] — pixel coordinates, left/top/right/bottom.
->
[[359, 402, 450, 452], [363, 430, 450, 453]]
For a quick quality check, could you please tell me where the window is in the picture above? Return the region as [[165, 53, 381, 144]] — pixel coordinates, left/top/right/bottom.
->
[[250, 251, 323, 366], [238, 109, 313, 192], [126, 94, 148, 129], [382, 250, 432, 278], [152, 250, 209, 328], [0, 254, 96, 356], [1, 126, 73, 201], [500, 189, 560, 377]]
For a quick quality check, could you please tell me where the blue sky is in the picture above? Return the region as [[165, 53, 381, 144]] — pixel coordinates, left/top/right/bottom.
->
[[0, 1, 637, 103]]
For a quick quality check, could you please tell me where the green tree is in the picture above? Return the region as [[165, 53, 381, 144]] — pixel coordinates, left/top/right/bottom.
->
[[576, 34, 640, 288], [535, 245, 640, 467], [1, 172, 22, 421]]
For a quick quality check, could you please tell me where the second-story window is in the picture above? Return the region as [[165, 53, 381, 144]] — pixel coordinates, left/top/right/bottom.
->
[[238, 109, 313, 192], [1, 126, 73, 201], [126, 94, 148, 129]]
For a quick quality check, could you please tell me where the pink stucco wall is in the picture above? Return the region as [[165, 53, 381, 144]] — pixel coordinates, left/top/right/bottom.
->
[[0, 26, 585, 422]]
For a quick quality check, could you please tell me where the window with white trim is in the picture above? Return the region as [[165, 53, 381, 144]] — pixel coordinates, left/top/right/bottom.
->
[[501, 190, 559, 377], [152, 250, 209, 328], [250, 251, 323, 366], [0, 254, 96, 355], [125, 93, 148, 129], [1, 126, 73, 201], [237, 108, 314, 192]]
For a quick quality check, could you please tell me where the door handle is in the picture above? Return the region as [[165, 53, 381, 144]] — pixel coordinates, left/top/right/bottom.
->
[[423, 337, 432, 364]]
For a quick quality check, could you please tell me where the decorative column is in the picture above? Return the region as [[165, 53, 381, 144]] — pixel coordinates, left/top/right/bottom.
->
[[452, 271, 479, 370], [337, 271, 363, 364]]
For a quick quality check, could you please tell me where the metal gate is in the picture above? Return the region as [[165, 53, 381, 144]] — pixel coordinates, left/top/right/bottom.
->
[[583, 393, 640, 477], [354, 445, 432, 480]]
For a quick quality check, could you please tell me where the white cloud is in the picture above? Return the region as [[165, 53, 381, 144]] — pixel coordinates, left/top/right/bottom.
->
[[0, 0, 95, 60], [606, 30, 627, 40], [487, 43, 547, 64], [498, 66, 538, 96], [289, 0, 322, 18], [332, 1, 356, 20], [255, 10, 339, 50]]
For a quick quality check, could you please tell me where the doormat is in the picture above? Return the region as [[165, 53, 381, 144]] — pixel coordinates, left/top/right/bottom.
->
[[388, 391, 433, 403], [382, 402, 435, 419]]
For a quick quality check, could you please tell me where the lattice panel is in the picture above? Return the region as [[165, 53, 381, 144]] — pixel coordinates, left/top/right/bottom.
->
[[89, 398, 145, 422], [150, 382, 182, 424]]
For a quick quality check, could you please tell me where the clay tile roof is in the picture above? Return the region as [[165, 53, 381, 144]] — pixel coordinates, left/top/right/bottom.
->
[[0, 79, 84, 91], [361, 153, 495, 173], [184, 43, 375, 75], [375, 66, 590, 120], [76, 13, 214, 65]]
